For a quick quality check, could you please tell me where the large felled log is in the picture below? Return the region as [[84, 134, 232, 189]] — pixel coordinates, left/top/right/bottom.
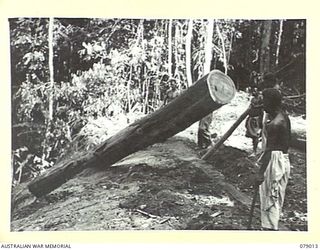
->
[[28, 70, 236, 197]]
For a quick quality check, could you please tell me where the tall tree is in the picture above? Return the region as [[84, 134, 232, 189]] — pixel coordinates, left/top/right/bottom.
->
[[185, 19, 193, 87], [216, 22, 228, 74], [48, 17, 54, 121], [42, 17, 55, 160], [275, 20, 284, 66], [259, 20, 273, 73], [203, 19, 214, 74], [168, 19, 173, 77]]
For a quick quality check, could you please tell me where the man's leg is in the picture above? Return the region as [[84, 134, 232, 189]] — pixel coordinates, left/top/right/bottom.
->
[[198, 113, 213, 149], [197, 129, 212, 149]]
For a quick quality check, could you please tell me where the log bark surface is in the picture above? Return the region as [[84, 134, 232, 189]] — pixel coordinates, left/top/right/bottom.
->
[[28, 70, 235, 197]]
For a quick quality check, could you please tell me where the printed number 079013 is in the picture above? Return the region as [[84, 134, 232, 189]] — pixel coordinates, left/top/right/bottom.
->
[[300, 244, 319, 248]]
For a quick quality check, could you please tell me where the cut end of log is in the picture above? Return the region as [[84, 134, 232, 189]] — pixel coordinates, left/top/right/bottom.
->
[[207, 70, 236, 104]]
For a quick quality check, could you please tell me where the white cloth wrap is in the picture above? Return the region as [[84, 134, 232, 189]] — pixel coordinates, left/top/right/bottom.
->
[[259, 151, 291, 230]]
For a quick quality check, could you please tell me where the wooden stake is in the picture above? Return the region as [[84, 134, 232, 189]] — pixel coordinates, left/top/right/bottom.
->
[[247, 184, 259, 230]]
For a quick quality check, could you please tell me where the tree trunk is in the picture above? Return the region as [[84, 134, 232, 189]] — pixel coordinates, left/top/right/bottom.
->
[[144, 78, 149, 114], [48, 17, 54, 121], [168, 19, 173, 77], [28, 70, 236, 197], [185, 19, 193, 88], [42, 17, 54, 160], [203, 19, 214, 75], [259, 20, 273, 73], [216, 23, 228, 74], [174, 23, 179, 78], [227, 32, 234, 64], [275, 20, 284, 66], [127, 65, 133, 118]]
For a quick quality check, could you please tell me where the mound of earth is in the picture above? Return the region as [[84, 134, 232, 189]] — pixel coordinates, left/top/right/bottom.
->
[[11, 135, 307, 231]]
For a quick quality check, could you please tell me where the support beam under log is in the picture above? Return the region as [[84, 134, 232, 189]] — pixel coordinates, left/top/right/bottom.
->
[[28, 70, 236, 197]]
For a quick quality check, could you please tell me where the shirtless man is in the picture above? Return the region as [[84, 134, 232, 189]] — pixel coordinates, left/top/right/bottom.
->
[[255, 88, 291, 230], [245, 73, 280, 154], [245, 88, 263, 155]]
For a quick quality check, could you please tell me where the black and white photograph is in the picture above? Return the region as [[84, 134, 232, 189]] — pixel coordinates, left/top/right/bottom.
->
[[9, 18, 306, 231]]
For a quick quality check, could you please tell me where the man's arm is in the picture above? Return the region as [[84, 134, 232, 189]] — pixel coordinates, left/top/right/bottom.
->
[[255, 120, 282, 184]]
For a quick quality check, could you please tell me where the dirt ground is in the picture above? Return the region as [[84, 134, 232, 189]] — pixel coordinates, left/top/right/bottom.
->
[[11, 136, 307, 231], [10, 92, 307, 231]]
